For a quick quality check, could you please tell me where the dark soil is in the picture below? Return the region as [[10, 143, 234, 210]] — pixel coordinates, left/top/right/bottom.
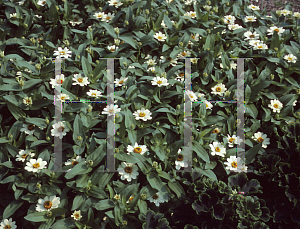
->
[[249, 0, 300, 14]]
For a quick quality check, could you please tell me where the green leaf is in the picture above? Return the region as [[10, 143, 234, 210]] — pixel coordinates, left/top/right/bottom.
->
[[192, 140, 210, 163], [162, 44, 170, 52], [7, 102, 26, 121], [201, 169, 218, 181], [3, 200, 24, 219], [146, 172, 168, 200], [73, 114, 86, 146], [138, 199, 148, 215], [51, 208, 67, 218], [127, 129, 137, 145], [245, 104, 258, 119], [99, 22, 117, 39], [94, 199, 115, 210], [119, 35, 138, 49], [261, 106, 271, 122], [45, 41, 56, 49], [24, 211, 48, 222], [87, 144, 106, 168], [124, 107, 136, 129], [245, 144, 263, 164], [168, 181, 186, 198], [119, 183, 140, 201], [82, 56, 92, 76], [51, 218, 75, 229], [64, 0, 72, 20], [88, 186, 107, 199], [245, 85, 251, 103], [49, 3, 59, 22], [65, 161, 93, 179], [71, 193, 87, 211]]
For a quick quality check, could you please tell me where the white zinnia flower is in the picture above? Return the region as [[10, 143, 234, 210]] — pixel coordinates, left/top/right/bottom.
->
[[294, 12, 300, 18], [244, 16, 256, 22], [185, 90, 197, 101], [175, 149, 189, 170], [103, 12, 115, 22], [148, 192, 166, 207], [244, 31, 260, 40], [37, 0, 47, 6], [227, 134, 242, 147], [204, 100, 213, 110], [71, 210, 82, 221], [248, 39, 261, 47], [154, 32, 167, 42], [94, 12, 106, 20], [58, 93, 70, 101], [248, 4, 260, 11], [209, 141, 226, 157], [220, 60, 237, 70], [20, 123, 35, 135], [114, 77, 128, 87], [147, 66, 156, 73], [268, 99, 283, 113], [251, 132, 270, 148], [133, 108, 152, 121], [146, 58, 157, 66], [177, 50, 191, 58], [70, 14, 83, 26], [267, 26, 285, 36], [102, 104, 121, 116], [224, 155, 241, 171], [25, 158, 47, 173], [72, 74, 90, 86], [211, 83, 227, 96], [65, 156, 85, 166], [50, 74, 65, 88], [126, 195, 135, 204], [280, 9, 292, 16], [36, 195, 60, 212], [117, 162, 139, 182], [53, 47, 72, 59], [107, 45, 118, 52], [253, 43, 268, 50], [23, 96, 32, 106], [228, 24, 243, 30], [284, 54, 297, 63], [0, 218, 17, 229], [16, 150, 35, 162], [127, 142, 148, 155], [108, 0, 123, 8], [224, 15, 236, 24], [51, 121, 70, 139], [87, 89, 102, 98], [151, 77, 169, 87]]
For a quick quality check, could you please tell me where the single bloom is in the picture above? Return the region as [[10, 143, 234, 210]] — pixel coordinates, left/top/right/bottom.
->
[[126, 195, 135, 204], [25, 158, 47, 173], [37, 0, 47, 6], [147, 66, 156, 73], [71, 210, 82, 221], [244, 31, 260, 40], [248, 4, 260, 11], [133, 108, 152, 121], [248, 39, 261, 47], [114, 194, 121, 201], [114, 77, 128, 87], [87, 89, 102, 98], [174, 70, 185, 82], [20, 123, 35, 135], [204, 100, 213, 110], [267, 26, 285, 36], [108, 0, 123, 8], [23, 96, 32, 106], [0, 218, 17, 229], [220, 60, 237, 70], [212, 127, 221, 134], [16, 149, 35, 162], [51, 121, 70, 139], [244, 16, 256, 22], [253, 43, 268, 50], [268, 99, 283, 113], [59, 93, 70, 101], [280, 9, 292, 16], [185, 90, 197, 101], [94, 12, 106, 20], [36, 195, 60, 212], [294, 12, 300, 18], [284, 54, 297, 63], [117, 162, 139, 182], [70, 14, 83, 26], [65, 156, 85, 166], [224, 15, 236, 24], [50, 74, 65, 88], [72, 74, 90, 86], [154, 32, 167, 42], [127, 142, 148, 155], [252, 132, 270, 148], [53, 47, 72, 59], [151, 77, 169, 87], [146, 58, 157, 66], [148, 192, 167, 207], [224, 156, 241, 171], [177, 50, 191, 58], [209, 141, 226, 157], [228, 24, 243, 30], [175, 149, 189, 170], [102, 12, 115, 22], [102, 104, 121, 116], [227, 134, 242, 147], [211, 83, 227, 96], [107, 45, 119, 52]]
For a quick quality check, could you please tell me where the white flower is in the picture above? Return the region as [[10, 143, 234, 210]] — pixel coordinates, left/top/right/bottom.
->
[[236, 164, 248, 172], [293, 100, 297, 106], [220, 60, 237, 70], [20, 123, 35, 135], [187, 11, 196, 18], [175, 149, 189, 170], [186, 90, 197, 101], [211, 83, 227, 96], [117, 162, 139, 182], [127, 142, 148, 155], [114, 77, 128, 87], [267, 26, 285, 36], [53, 47, 72, 59], [244, 16, 256, 22], [58, 93, 70, 101], [151, 76, 169, 87], [87, 89, 102, 98], [204, 100, 213, 109], [160, 56, 178, 66], [50, 74, 65, 88], [25, 158, 47, 173], [244, 31, 260, 40], [190, 34, 200, 41], [146, 58, 157, 66], [0, 218, 17, 229], [281, 9, 292, 16], [248, 39, 261, 47], [248, 4, 260, 11], [133, 108, 152, 121], [71, 210, 82, 221], [224, 15, 236, 24], [227, 134, 242, 147], [114, 194, 121, 201], [154, 32, 167, 42], [94, 12, 106, 20], [128, 65, 135, 69], [70, 14, 83, 26], [203, 5, 212, 11], [224, 155, 241, 171], [102, 12, 115, 22], [294, 12, 300, 18], [35, 14, 42, 19], [284, 54, 297, 63], [16, 150, 35, 162], [251, 132, 270, 148], [107, 45, 118, 52], [36, 195, 60, 212], [72, 74, 90, 86], [174, 70, 185, 82], [102, 104, 121, 116], [108, 0, 123, 8], [268, 99, 283, 113], [161, 20, 167, 28], [209, 141, 226, 157], [148, 192, 166, 207], [177, 50, 191, 58], [191, 58, 198, 64], [253, 43, 268, 50], [51, 121, 70, 139], [166, 0, 173, 3], [228, 24, 243, 30], [197, 93, 205, 99], [126, 195, 135, 204], [65, 156, 85, 166], [23, 96, 32, 106], [147, 66, 156, 73], [18, 0, 25, 5], [37, 0, 47, 6]]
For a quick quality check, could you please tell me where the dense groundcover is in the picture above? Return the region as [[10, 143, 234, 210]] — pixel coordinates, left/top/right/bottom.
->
[[0, 0, 300, 228]]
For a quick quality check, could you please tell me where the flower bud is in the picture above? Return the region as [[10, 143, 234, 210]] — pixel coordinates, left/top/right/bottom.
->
[[115, 148, 119, 153], [115, 114, 119, 118], [35, 64, 41, 70], [270, 74, 274, 80], [167, 149, 170, 153], [30, 37, 36, 43], [45, 118, 49, 124], [0, 51, 4, 58], [96, 60, 99, 64], [203, 72, 208, 77], [114, 27, 120, 34], [63, 40, 70, 46], [46, 136, 50, 141], [179, 42, 183, 47], [124, 20, 129, 25], [9, 134, 13, 139], [276, 10, 281, 16], [36, 183, 41, 189], [210, 11, 213, 15], [206, 0, 211, 5], [130, 124, 135, 129], [140, 193, 147, 200], [206, 47, 210, 50], [47, 211, 52, 217], [40, 45, 43, 48], [156, 122, 159, 126], [297, 112, 300, 116], [86, 186, 91, 191], [138, 42, 142, 46], [152, 161, 158, 168], [145, 9, 149, 15], [88, 160, 93, 166], [177, 105, 181, 110], [77, 136, 83, 141], [22, 36, 25, 39], [122, 221, 127, 226], [296, 89, 300, 94], [55, 6, 59, 11], [226, 2, 229, 6], [193, 158, 198, 162]]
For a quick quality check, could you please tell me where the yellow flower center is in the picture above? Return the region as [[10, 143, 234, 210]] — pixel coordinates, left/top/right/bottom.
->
[[33, 163, 40, 168], [57, 126, 64, 132], [91, 93, 97, 97], [215, 147, 221, 152], [273, 104, 279, 108], [77, 78, 83, 83], [27, 124, 35, 130], [98, 15, 102, 18], [250, 34, 255, 38], [26, 99, 31, 104], [106, 16, 111, 20], [134, 147, 142, 154], [213, 129, 219, 133], [157, 80, 163, 84], [60, 51, 65, 55], [74, 213, 80, 218], [153, 194, 159, 199], [22, 154, 28, 159], [274, 28, 279, 32], [248, 18, 252, 21], [206, 103, 209, 107], [61, 96, 65, 100], [181, 52, 186, 56], [110, 48, 115, 51], [57, 79, 64, 84], [44, 201, 52, 209], [191, 13, 196, 17], [257, 137, 264, 143], [258, 45, 263, 48], [5, 225, 11, 229], [119, 80, 124, 84], [109, 108, 114, 113], [72, 161, 79, 166], [216, 87, 222, 92], [139, 112, 146, 117], [177, 154, 184, 161], [125, 166, 132, 174], [288, 57, 292, 60], [113, 1, 117, 4], [179, 72, 184, 77], [231, 161, 237, 168], [129, 196, 134, 201], [229, 138, 235, 143], [158, 36, 163, 40]]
